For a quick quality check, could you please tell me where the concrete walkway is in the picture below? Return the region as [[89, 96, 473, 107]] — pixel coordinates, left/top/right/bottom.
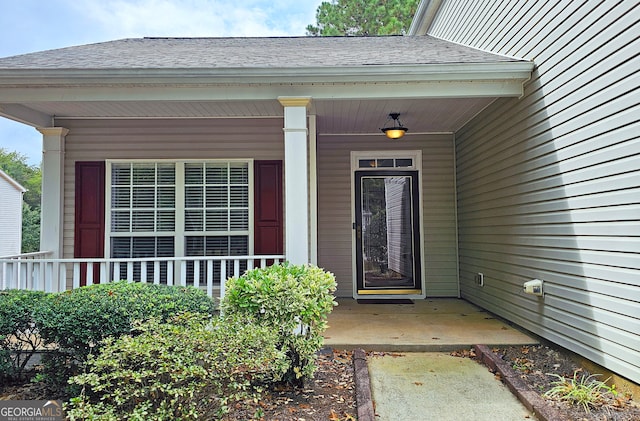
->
[[324, 299, 539, 420], [368, 352, 534, 420]]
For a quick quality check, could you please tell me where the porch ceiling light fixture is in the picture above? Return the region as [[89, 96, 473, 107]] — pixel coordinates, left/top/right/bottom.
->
[[380, 113, 408, 139]]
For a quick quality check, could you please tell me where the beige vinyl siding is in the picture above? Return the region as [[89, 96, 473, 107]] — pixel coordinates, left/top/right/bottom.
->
[[317, 134, 458, 298], [428, 1, 640, 382], [59, 118, 285, 262]]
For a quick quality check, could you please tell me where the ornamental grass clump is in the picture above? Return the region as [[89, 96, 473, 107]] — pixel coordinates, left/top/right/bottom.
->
[[221, 262, 337, 384], [545, 371, 618, 413]]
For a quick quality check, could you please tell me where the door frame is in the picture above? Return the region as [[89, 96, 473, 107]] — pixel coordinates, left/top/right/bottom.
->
[[350, 151, 426, 299]]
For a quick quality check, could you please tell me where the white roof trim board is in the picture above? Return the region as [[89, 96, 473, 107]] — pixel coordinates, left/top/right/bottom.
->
[[0, 169, 26, 193]]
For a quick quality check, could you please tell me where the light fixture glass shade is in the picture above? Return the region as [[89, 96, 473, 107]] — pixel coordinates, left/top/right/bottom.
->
[[383, 127, 407, 139], [380, 113, 408, 139]]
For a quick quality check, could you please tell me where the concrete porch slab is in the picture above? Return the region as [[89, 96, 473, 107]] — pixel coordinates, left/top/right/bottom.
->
[[324, 298, 537, 351]]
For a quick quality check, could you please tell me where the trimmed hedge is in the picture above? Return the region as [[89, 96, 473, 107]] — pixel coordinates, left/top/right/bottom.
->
[[0, 289, 49, 381], [31, 281, 216, 391], [34, 281, 216, 359]]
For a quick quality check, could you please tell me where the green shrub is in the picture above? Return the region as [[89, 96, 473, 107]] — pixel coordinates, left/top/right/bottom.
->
[[66, 313, 288, 420], [221, 263, 337, 383], [32, 281, 216, 390], [0, 289, 49, 381]]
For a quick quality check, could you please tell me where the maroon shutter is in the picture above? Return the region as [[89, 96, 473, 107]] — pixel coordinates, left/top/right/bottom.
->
[[254, 161, 283, 258], [74, 161, 105, 285]]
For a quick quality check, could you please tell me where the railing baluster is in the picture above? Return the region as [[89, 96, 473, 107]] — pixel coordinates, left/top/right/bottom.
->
[[100, 263, 107, 284], [114, 262, 121, 281], [86, 263, 94, 286], [193, 260, 200, 288], [127, 262, 133, 282], [42, 262, 53, 292], [17, 262, 27, 289], [1, 262, 6, 289], [167, 261, 174, 286], [233, 259, 240, 278], [26, 261, 33, 290], [59, 263, 67, 292], [180, 260, 186, 287], [73, 263, 81, 289], [141, 261, 147, 283], [154, 261, 160, 285], [220, 260, 227, 301], [206, 260, 213, 298]]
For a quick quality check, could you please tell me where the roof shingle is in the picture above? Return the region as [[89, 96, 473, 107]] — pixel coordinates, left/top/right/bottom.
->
[[0, 36, 522, 69]]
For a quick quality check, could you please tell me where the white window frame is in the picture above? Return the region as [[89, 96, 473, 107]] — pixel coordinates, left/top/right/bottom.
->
[[105, 159, 254, 259]]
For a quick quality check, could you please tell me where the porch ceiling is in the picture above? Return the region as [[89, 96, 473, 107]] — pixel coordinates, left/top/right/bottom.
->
[[3, 97, 494, 134]]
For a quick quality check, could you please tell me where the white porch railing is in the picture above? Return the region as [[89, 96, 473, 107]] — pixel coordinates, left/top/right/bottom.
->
[[0, 253, 285, 300]]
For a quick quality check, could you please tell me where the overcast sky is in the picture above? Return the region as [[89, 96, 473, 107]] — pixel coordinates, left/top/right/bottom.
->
[[0, 0, 321, 165]]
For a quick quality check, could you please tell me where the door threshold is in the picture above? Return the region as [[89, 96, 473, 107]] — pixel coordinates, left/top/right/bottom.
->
[[357, 289, 422, 295], [357, 299, 414, 304]]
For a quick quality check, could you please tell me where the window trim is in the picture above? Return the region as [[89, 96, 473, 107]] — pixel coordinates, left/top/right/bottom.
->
[[105, 159, 254, 259]]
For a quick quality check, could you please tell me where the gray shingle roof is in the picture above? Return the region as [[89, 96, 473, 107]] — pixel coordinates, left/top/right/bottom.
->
[[0, 36, 521, 69]]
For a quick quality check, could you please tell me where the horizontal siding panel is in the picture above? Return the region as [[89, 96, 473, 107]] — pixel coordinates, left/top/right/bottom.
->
[[458, 235, 640, 255], [458, 250, 640, 291], [430, 0, 640, 382], [458, 185, 640, 218], [458, 221, 640, 237], [542, 307, 640, 359], [458, 204, 640, 225], [458, 172, 639, 212], [543, 296, 640, 340], [460, 243, 640, 275], [457, 125, 639, 195]]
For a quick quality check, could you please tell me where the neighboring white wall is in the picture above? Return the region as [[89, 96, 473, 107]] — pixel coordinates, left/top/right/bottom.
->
[[58, 118, 285, 263], [317, 133, 458, 298], [426, 1, 640, 382], [0, 169, 25, 256], [385, 178, 412, 278]]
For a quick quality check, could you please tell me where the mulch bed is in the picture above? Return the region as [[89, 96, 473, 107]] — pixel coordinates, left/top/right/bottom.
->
[[472, 344, 640, 421], [222, 348, 357, 420], [3, 344, 639, 421], [1, 349, 357, 420]]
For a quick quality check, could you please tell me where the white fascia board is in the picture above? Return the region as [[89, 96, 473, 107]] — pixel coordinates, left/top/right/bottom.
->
[[0, 62, 533, 103], [0, 61, 534, 87], [0, 169, 27, 193], [0, 79, 529, 103]]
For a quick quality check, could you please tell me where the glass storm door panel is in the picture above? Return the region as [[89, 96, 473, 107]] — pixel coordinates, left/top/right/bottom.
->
[[355, 171, 422, 294]]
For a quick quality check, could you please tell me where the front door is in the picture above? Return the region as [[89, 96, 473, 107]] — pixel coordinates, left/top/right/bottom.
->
[[354, 170, 422, 296]]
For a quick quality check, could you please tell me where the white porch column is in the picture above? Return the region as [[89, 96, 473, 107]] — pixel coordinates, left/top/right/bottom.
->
[[278, 97, 311, 265], [38, 127, 68, 259]]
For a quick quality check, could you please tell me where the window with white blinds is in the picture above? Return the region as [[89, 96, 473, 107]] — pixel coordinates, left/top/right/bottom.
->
[[107, 161, 252, 282]]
